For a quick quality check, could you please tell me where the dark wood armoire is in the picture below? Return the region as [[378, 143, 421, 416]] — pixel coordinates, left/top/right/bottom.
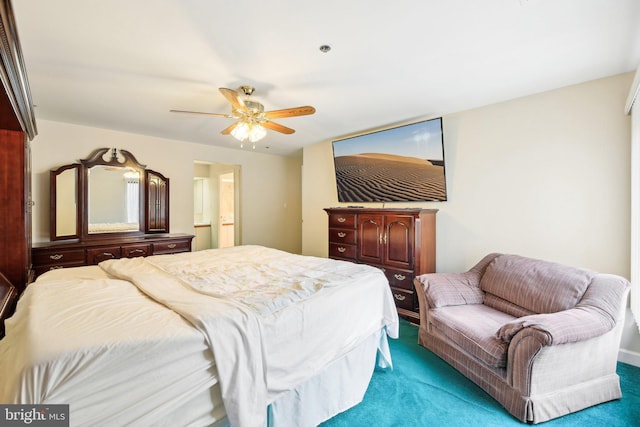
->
[[0, 0, 38, 293]]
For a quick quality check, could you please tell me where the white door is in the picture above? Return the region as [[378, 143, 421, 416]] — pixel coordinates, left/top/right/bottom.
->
[[218, 172, 235, 248]]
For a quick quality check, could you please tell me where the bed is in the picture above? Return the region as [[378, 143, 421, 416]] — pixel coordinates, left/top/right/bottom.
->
[[0, 245, 399, 427]]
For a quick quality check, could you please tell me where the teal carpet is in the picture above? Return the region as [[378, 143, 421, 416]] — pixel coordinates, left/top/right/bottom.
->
[[321, 320, 640, 427]]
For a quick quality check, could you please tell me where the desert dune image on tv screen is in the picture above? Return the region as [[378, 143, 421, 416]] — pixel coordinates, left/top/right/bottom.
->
[[332, 118, 446, 203]]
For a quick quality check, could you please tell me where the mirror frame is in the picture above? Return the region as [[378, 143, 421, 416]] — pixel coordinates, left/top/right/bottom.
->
[[146, 169, 170, 233], [50, 148, 170, 242], [50, 163, 81, 241], [80, 148, 146, 240]]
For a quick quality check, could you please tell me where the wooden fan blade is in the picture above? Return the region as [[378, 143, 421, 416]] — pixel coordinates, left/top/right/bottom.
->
[[170, 109, 232, 118], [219, 88, 246, 111], [262, 120, 295, 134], [221, 122, 239, 135], [264, 106, 316, 119]]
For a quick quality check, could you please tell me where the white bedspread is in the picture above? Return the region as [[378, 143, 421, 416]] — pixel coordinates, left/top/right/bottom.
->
[[144, 244, 364, 315], [100, 246, 398, 427], [0, 267, 225, 426]]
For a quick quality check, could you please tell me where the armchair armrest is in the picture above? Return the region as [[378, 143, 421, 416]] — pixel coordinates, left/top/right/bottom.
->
[[497, 273, 630, 346], [496, 307, 612, 346], [415, 272, 484, 308], [415, 253, 501, 308]]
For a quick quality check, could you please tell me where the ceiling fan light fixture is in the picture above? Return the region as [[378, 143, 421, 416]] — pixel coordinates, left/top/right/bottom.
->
[[230, 120, 267, 148]]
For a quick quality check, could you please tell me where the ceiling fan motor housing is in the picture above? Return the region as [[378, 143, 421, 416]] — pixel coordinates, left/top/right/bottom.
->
[[239, 85, 255, 96]]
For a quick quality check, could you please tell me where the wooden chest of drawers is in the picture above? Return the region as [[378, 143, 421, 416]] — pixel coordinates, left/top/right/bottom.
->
[[325, 208, 437, 323], [32, 234, 194, 278]]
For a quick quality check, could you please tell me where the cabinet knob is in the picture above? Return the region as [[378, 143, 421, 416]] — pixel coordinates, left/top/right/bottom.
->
[[337, 217, 346, 223], [394, 293, 406, 301], [337, 246, 346, 253], [168, 243, 177, 249], [394, 274, 406, 281], [337, 232, 346, 238]]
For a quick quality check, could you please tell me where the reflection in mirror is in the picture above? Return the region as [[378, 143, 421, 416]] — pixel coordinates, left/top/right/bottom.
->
[[88, 166, 140, 233], [56, 168, 77, 236]]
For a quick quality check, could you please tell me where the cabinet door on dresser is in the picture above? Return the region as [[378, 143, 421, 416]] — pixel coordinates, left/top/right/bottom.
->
[[357, 214, 415, 270], [383, 215, 415, 270], [357, 214, 384, 264]]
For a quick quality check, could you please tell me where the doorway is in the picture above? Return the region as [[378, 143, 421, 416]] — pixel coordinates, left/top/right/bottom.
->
[[193, 162, 240, 250]]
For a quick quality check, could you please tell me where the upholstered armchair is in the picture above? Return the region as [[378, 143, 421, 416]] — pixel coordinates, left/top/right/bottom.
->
[[414, 253, 630, 423]]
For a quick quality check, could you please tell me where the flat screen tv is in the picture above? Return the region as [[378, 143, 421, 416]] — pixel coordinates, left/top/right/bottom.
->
[[331, 117, 447, 203]]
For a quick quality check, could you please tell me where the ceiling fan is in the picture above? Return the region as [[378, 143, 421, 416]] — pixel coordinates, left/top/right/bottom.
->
[[170, 85, 316, 147]]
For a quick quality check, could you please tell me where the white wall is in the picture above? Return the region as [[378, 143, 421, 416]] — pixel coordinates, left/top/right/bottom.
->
[[302, 72, 640, 359], [31, 119, 302, 254]]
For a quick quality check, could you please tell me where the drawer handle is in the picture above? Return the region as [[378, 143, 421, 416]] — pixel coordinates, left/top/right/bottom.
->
[[337, 247, 346, 253], [394, 293, 406, 301], [337, 232, 346, 238], [167, 243, 177, 249], [49, 266, 63, 270], [337, 217, 346, 223], [394, 274, 406, 281], [49, 254, 64, 260]]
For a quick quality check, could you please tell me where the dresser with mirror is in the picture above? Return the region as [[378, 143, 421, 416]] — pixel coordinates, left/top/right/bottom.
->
[[32, 148, 193, 278]]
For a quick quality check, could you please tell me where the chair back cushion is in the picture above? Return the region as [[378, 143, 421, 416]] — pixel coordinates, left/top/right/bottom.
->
[[480, 255, 593, 315]]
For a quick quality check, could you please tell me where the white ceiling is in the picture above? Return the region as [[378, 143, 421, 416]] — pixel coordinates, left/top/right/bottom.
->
[[13, 0, 640, 156]]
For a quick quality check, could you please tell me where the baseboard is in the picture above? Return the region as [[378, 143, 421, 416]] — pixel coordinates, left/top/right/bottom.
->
[[618, 349, 640, 367]]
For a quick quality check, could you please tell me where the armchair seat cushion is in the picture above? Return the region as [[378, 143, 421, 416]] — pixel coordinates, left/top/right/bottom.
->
[[429, 304, 515, 368]]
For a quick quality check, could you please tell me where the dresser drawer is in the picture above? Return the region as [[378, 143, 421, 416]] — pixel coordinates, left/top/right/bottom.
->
[[328, 242, 356, 260], [382, 267, 414, 290], [390, 287, 415, 311], [329, 228, 356, 244], [33, 248, 85, 266], [87, 247, 121, 264], [328, 213, 356, 229], [122, 244, 151, 258], [153, 239, 191, 254]]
